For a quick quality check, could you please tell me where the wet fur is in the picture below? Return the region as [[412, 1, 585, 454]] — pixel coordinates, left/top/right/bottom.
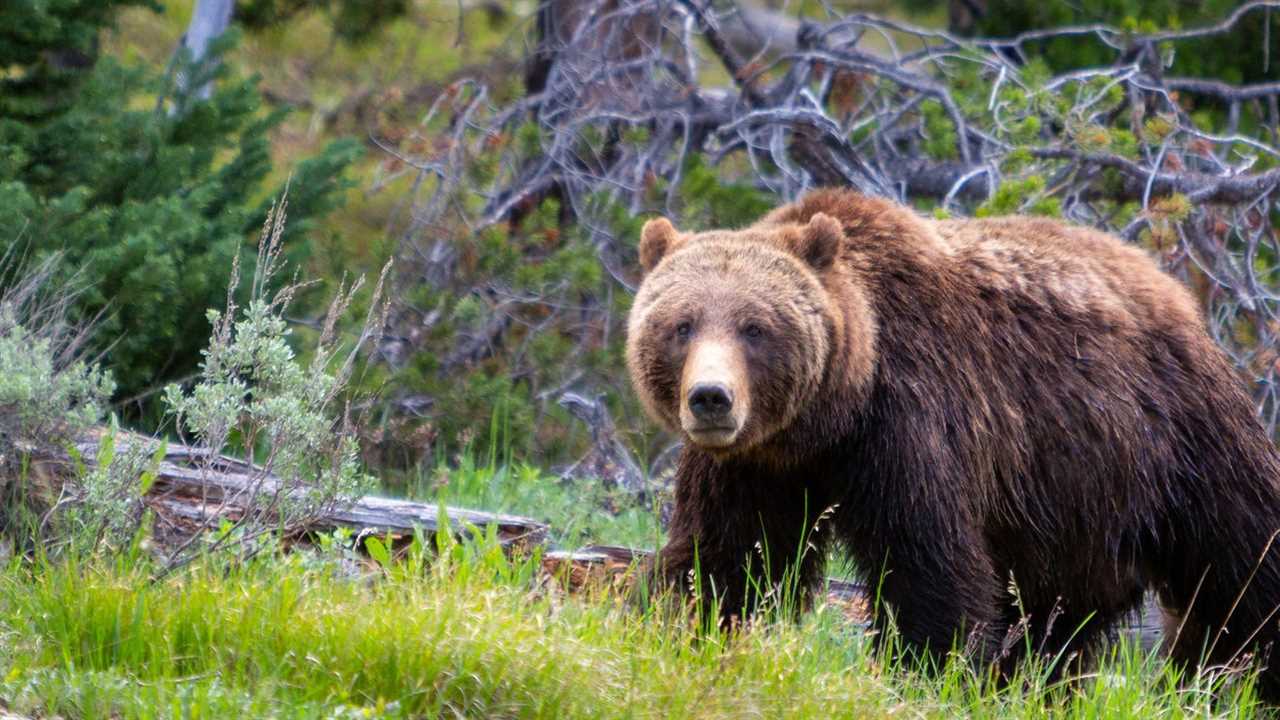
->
[[631, 188, 1280, 696]]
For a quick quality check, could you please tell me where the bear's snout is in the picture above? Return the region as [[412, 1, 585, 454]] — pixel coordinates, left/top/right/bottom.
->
[[688, 382, 734, 422], [679, 338, 750, 448]]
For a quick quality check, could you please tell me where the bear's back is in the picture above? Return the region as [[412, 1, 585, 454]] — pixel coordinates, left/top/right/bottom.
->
[[934, 215, 1203, 342], [759, 188, 1204, 344]]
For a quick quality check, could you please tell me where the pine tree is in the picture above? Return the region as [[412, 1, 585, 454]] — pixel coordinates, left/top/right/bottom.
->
[[0, 1, 362, 415]]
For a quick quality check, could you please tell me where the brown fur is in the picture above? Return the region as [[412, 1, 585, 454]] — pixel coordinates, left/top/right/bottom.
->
[[626, 188, 1280, 696]]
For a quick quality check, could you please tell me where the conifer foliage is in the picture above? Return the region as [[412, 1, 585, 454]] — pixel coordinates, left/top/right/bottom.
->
[[0, 0, 361, 410]]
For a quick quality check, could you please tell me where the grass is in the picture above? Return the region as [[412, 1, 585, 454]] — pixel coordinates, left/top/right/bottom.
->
[[0, 528, 1267, 720], [396, 456, 665, 550]]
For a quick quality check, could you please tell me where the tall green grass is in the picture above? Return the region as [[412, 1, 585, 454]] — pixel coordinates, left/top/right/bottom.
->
[[384, 402, 666, 551], [0, 530, 1264, 719], [399, 457, 664, 550]]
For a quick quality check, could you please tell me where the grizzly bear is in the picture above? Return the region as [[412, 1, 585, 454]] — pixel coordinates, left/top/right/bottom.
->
[[626, 188, 1280, 694]]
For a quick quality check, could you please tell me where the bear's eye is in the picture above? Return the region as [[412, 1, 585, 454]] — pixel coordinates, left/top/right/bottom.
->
[[743, 324, 764, 339], [675, 321, 693, 340]]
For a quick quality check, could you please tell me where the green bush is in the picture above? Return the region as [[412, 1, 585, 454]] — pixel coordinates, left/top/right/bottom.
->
[[236, 0, 409, 43], [0, 318, 111, 450], [160, 200, 384, 571], [0, 252, 140, 553], [0, 1, 361, 418]]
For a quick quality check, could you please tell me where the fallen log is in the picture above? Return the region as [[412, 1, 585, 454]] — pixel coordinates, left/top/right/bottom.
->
[[47, 430, 549, 548]]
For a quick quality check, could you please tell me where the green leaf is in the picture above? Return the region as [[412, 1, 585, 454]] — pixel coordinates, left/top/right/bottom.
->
[[64, 443, 85, 476], [365, 535, 391, 568], [96, 428, 116, 471], [138, 440, 167, 496], [138, 470, 156, 496]]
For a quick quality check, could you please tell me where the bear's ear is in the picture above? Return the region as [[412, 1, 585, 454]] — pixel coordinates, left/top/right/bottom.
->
[[794, 212, 842, 271], [639, 217, 681, 274]]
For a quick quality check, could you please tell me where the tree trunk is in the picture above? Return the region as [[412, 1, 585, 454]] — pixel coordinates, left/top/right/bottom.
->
[[178, 0, 234, 101]]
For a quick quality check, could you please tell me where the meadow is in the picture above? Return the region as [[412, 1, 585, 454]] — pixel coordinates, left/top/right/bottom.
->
[[0, 523, 1266, 719]]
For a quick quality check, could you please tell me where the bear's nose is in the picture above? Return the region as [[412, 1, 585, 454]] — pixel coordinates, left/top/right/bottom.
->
[[688, 382, 734, 421]]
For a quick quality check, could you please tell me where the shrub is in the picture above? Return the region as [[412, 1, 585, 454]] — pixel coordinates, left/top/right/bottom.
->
[[159, 196, 389, 571], [0, 249, 135, 550], [0, 258, 112, 453]]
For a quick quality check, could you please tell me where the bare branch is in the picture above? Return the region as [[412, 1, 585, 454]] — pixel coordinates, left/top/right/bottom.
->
[[386, 0, 1280, 443], [1165, 78, 1280, 102]]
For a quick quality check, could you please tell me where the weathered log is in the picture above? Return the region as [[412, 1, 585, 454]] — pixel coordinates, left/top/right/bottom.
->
[[557, 391, 646, 495], [50, 430, 549, 548]]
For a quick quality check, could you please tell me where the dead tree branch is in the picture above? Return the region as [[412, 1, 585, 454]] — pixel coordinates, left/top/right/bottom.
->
[[393, 0, 1280, 437]]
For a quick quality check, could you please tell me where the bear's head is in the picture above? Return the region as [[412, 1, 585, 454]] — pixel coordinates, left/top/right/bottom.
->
[[626, 212, 860, 458]]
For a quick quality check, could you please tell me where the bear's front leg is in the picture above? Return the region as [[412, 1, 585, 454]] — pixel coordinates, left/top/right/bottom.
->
[[862, 518, 1006, 669], [655, 451, 831, 625]]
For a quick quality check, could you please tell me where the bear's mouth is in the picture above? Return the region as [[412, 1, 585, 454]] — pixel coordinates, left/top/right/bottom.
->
[[684, 424, 740, 448]]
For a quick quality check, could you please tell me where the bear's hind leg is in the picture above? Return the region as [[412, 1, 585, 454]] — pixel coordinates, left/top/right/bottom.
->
[[995, 597, 1135, 685], [1161, 583, 1280, 700], [1157, 515, 1280, 703]]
